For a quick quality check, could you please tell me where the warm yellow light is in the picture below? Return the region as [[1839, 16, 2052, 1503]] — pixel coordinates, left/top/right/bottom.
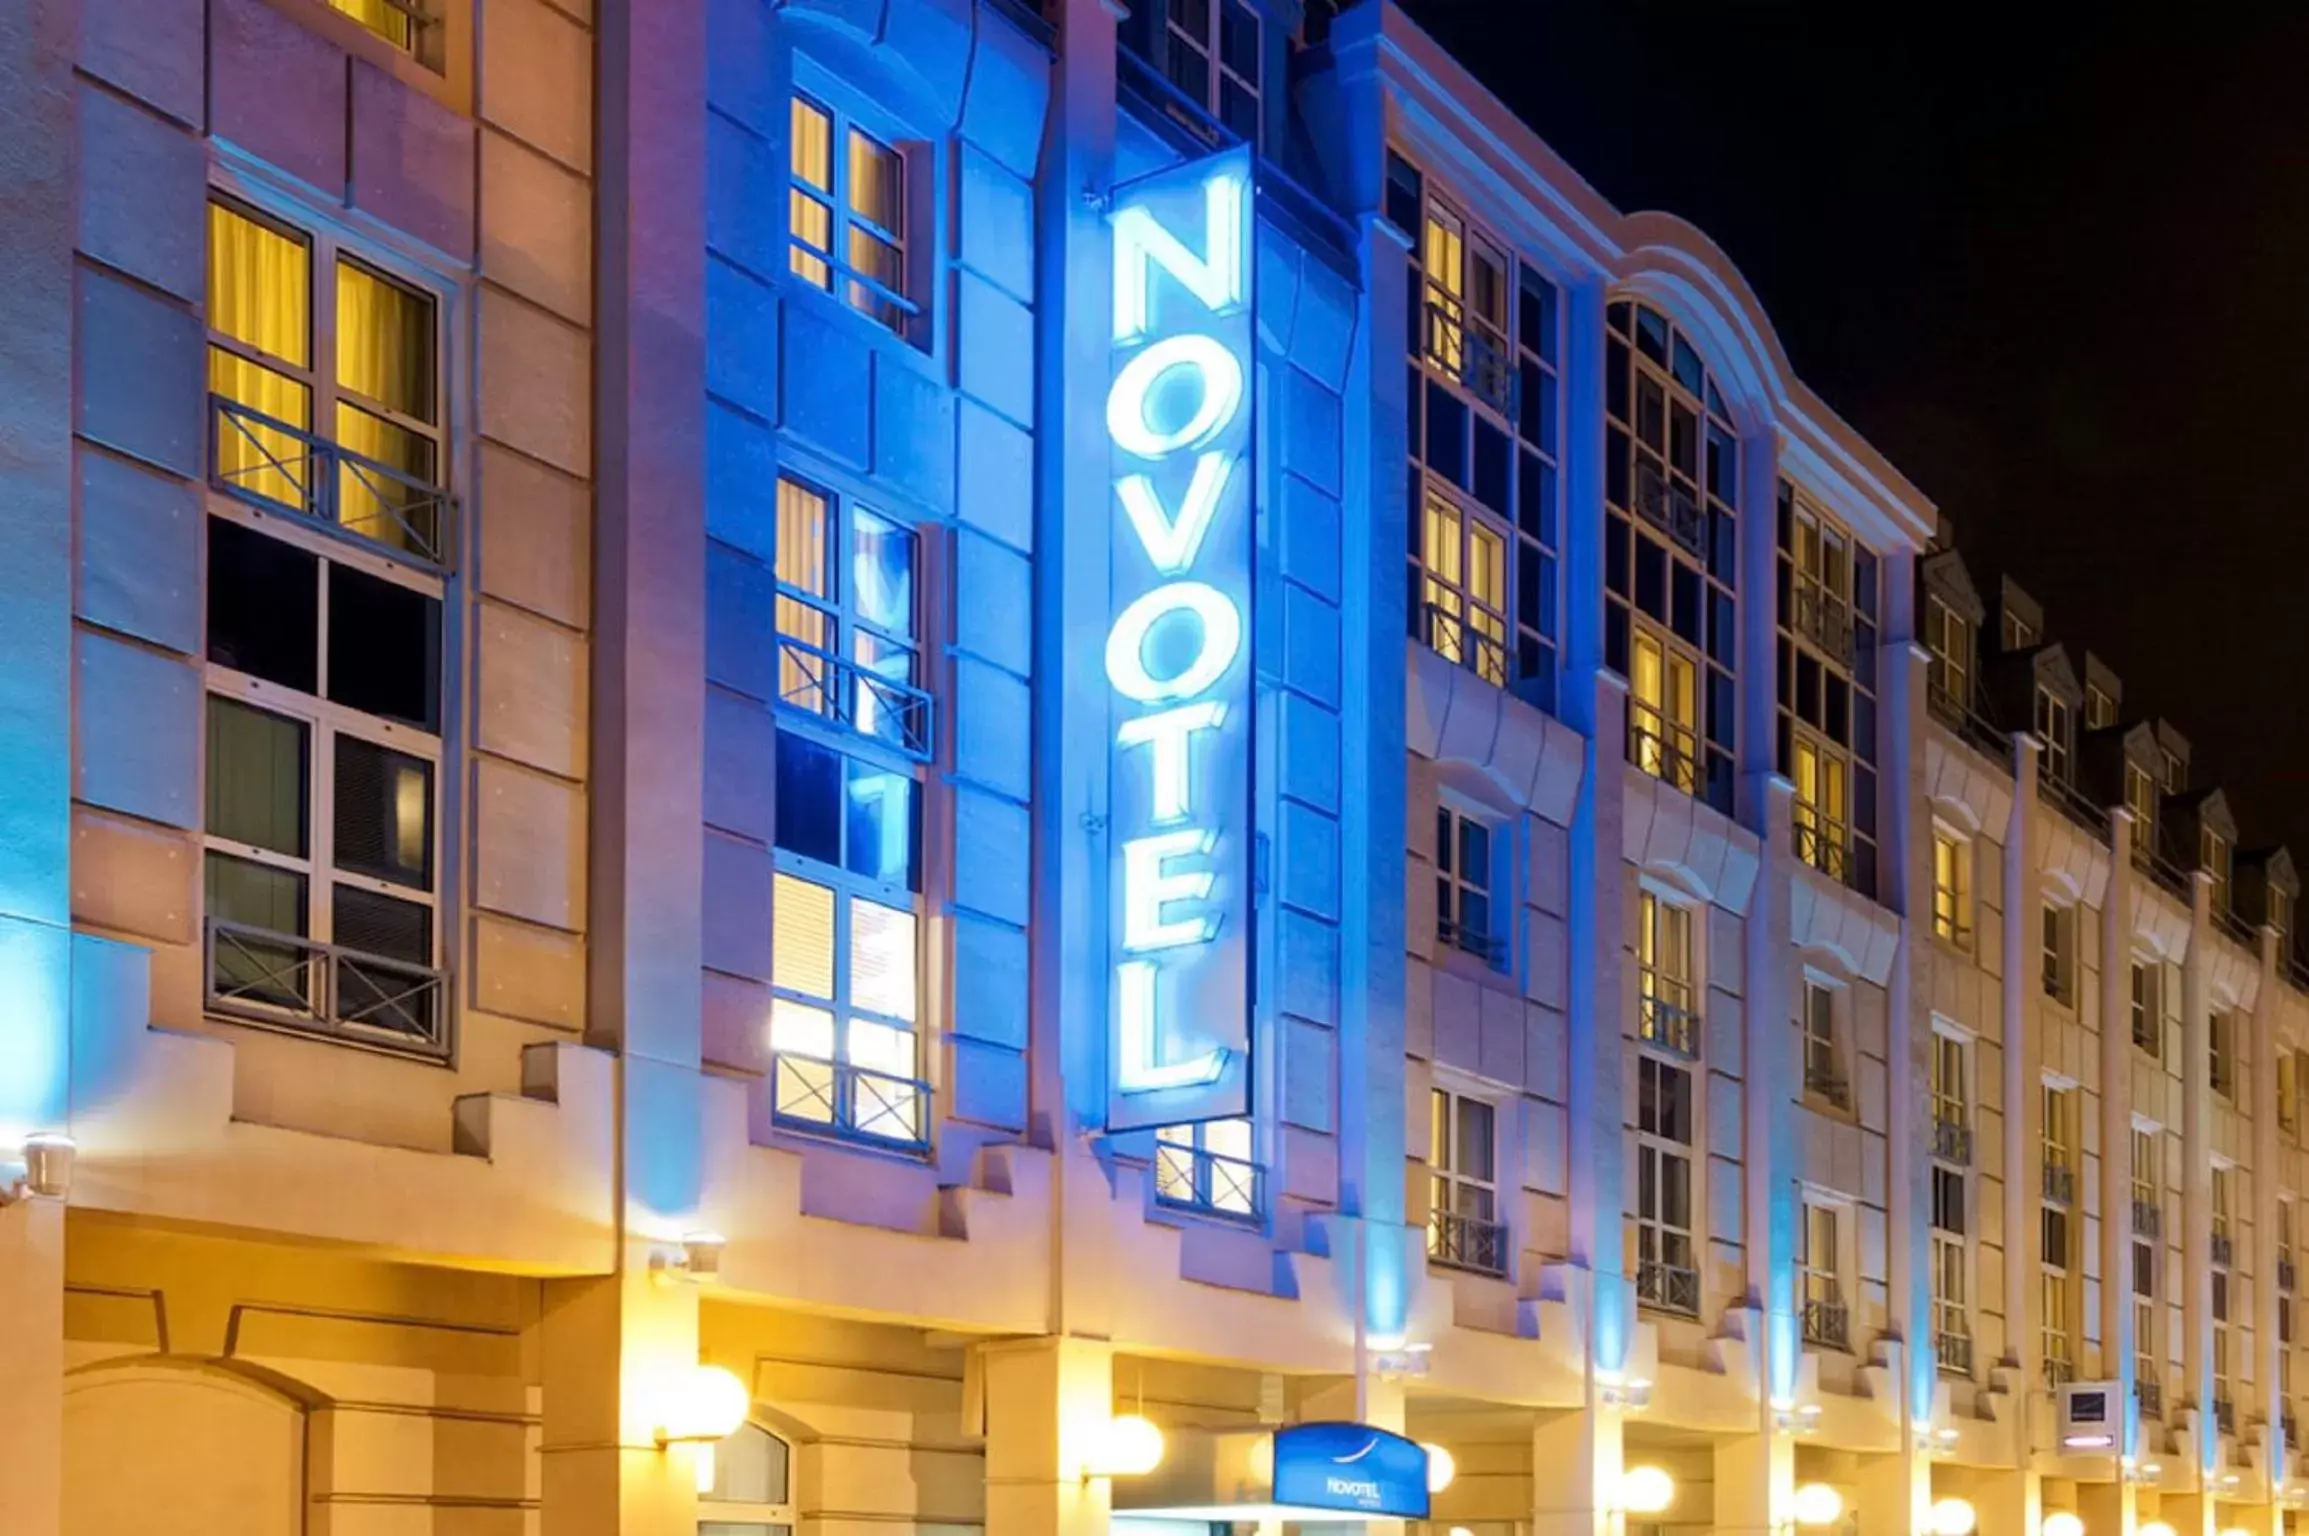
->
[[1791, 1481, 1844, 1526], [1089, 1414, 1165, 1477], [2137, 1522, 2176, 1536], [1619, 1464, 1676, 1515], [659, 1363, 750, 1444], [2218, 1527, 2252, 1536], [692, 1441, 717, 1494], [1422, 1443, 1456, 1493], [1928, 1495, 1978, 1536], [2042, 1512, 2085, 1536]]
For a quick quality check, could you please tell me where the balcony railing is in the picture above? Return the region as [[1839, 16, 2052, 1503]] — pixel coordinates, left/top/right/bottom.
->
[[205, 918, 450, 1062], [2137, 842, 2191, 901], [1931, 899, 1975, 954], [2043, 1162, 2077, 1205], [1428, 1208, 1510, 1277], [2043, 1354, 2077, 1388], [1154, 1139, 1261, 1220], [1791, 814, 1850, 882], [1933, 1114, 1973, 1166], [2281, 1256, 2296, 1293], [1804, 1060, 1849, 1109], [770, 1052, 930, 1150], [1421, 292, 1517, 420], [1802, 1296, 1850, 1352], [1638, 979, 1701, 1059], [1626, 701, 1700, 796], [2137, 1378, 2163, 1420], [1791, 583, 1856, 667], [2212, 1231, 2235, 1268], [1633, 459, 1708, 558], [1637, 1258, 1701, 1317], [1937, 1328, 1975, 1376], [2037, 770, 2108, 841], [2214, 1396, 2236, 1436], [1415, 597, 1511, 693], [1438, 913, 1508, 968], [1926, 679, 2011, 766], [773, 631, 936, 763], [2133, 1198, 2161, 1238], [209, 394, 455, 569], [2215, 901, 2259, 949]]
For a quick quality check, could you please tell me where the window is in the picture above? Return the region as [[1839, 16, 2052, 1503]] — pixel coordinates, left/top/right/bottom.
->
[[1789, 730, 1850, 882], [1924, 594, 1974, 713], [2041, 903, 2074, 1006], [207, 198, 448, 565], [2275, 887, 2295, 949], [700, 1422, 796, 1535], [1799, 1199, 1848, 1349], [2203, 826, 2232, 915], [203, 515, 446, 1057], [2283, 1053, 2299, 1136], [1435, 806, 1503, 967], [768, 731, 926, 1147], [1636, 890, 1697, 1057], [2131, 1126, 2161, 1237], [1786, 499, 1855, 662], [1428, 1089, 1504, 1275], [789, 95, 914, 337], [1628, 629, 1699, 795], [1400, 161, 1561, 712], [2034, 688, 2072, 783], [1417, 487, 1510, 689], [323, 0, 436, 63], [1155, 1118, 1257, 1217], [1160, 0, 1261, 142], [2214, 1266, 2234, 1425], [1605, 300, 1737, 815], [2042, 1085, 2075, 1205], [1801, 980, 1845, 1107], [2211, 1011, 2237, 1101], [2085, 683, 2117, 730], [1931, 1032, 1970, 1163], [2130, 959, 2161, 1057], [1932, 1165, 1971, 1374], [2002, 610, 2038, 651], [2124, 759, 2158, 850], [2212, 1165, 2235, 1255], [2162, 747, 2186, 792], [1633, 1056, 1698, 1316], [2041, 1262, 2073, 1386], [1777, 487, 1880, 895], [773, 478, 931, 759], [1932, 828, 1973, 950], [2133, 1237, 2159, 1415]]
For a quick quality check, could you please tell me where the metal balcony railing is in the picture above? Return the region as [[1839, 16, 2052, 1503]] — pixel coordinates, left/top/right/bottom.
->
[[2037, 770, 2108, 841], [1637, 1258, 1701, 1317], [1438, 913, 1508, 968], [2137, 1379, 2163, 1420], [1804, 1058, 1849, 1109], [205, 918, 450, 1061], [1154, 1139, 1261, 1220], [1626, 701, 1700, 796], [2043, 1354, 2077, 1389], [1802, 1297, 1850, 1351], [1792, 814, 1850, 882], [1933, 1114, 1973, 1166], [2213, 1231, 2235, 1268], [1421, 292, 1517, 420], [1415, 597, 1511, 693], [1926, 679, 2011, 766], [1427, 1208, 1510, 1277], [1937, 1328, 1975, 1376], [2043, 1162, 2077, 1205], [2138, 844, 2191, 901], [2214, 1396, 2236, 1436], [2133, 1198, 2161, 1238], [773, 631, 936, 763], [1791, 583, 1856, 667], [1633, 459, 1708, 558], [2215, 901, 2259, 949], [770, 1052, 930, 1150], [1638, 979, 1701, 1059], [209, 394, 455, 569]]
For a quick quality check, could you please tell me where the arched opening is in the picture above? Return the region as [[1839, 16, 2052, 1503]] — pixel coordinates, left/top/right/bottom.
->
[[63, 1361, 305, 1536], [699, 1420, 798, 1535]]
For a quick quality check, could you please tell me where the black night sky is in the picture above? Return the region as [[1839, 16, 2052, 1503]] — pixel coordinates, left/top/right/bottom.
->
[[1397, 1, 2309, 859]]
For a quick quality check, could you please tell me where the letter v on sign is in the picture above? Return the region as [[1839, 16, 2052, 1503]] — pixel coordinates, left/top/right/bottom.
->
[[1115, 451, 1234, 574]]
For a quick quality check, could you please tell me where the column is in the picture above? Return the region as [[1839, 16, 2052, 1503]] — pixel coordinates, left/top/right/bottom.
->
[[2006, 733, 2041, 1395], [2076, 1474, 2139, 1536], [2107, 808, 2140, 1431], [2183, 871, 2215, 1463], [538, 1262, 703, 1536], [981, 1338, 1114, 1536], [1855, 1423, 1933, 1536], [1710, 1431, 1793, 1536], [1978, 1463, 2040, 1534], [2255, 920, 2283, 1504], [1531, 1399, 1621, 1536]]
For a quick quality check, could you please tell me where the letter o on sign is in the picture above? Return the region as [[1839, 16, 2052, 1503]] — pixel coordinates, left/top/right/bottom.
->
[[1106, 334, 1244, 458], [1105, 581, 1242, 703]]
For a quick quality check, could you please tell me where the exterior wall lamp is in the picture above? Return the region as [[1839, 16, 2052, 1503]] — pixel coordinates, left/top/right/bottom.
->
[[649, 1231, 726, 1285], [2, 1133, 74, 1205], [1084, 1414, 1165, 1478], [655, 1364, 750, 1493]]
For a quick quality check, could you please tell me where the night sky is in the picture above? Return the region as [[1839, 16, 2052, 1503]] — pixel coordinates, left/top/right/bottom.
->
[[1395, 0, 2309, 858]]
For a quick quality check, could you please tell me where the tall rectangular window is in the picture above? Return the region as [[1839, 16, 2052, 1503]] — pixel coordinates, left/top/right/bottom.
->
[[2211, 1012, 2237, 1100], [2131, 959, 2161, 1057], [2203, 826, 2233, 915], [1418, 487, 1510, 689], [1932, 827, 1973, 950], [1777, 486, 1879, 894], [2134, 1237, 2159, 1415], [2041, 903, 2074, 1005], [1799, 1198, 1848, 1350], [789, 95, 915, 336], [773, 478, 929, 758], [2124, 759, 2158, 852], [2035, 688, 2072, 783], [1427, 1089, 1503, 1274], [1155, 1118, 1257, 1216], [1789, 730, 1850, 883], [208, 199, 446, 563], [1161, 0, 1261, 142], [1932, 1165, 1971, 1375], [1636, 891, 1696, 1057], [1931, 1032, 1970, 1162], [1435, 805, 1502, 968], [2042, 1084, 2074, 1204], [1628, 629, 1699, 795], [1924, 594, 1973, 712], [1801, 980, 1845, 1107], [1633, 1056, 1698, 1316]]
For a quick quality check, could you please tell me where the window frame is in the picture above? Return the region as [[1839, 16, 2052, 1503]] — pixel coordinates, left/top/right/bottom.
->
[[1159, 0, 1262, 144], [770, 474, 933, 762], [1427, 1085, 1505, 1275], [697, 1421, 799, 1531], [787, 89, 924, 342], [1633, 1054, 1699, 1316], [1798, 1193, 1850, 1351], [1434, 800, 1506, 970], [1931, 824, 1974, 951], [2034, 687, 2072, 783], [2040, 901, 2075, 1007], [1800, 976, 1847, 1109], [1155, 1117, 1260, 1220], [2203, 826, 2233, 914], [1416, 480, 1513, 691], [1931, 1029, 1971, 1156], [1628, 624, 1701, 796], [2211, 1010, 2237, 1101], [1924, 594, 1974, 711], [2130, 956, 2162, 1058], [1635, 888, 1699, 1058], [1788, 723, 1852, 882]]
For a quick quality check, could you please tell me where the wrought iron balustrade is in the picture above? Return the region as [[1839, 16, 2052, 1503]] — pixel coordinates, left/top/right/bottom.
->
[[1154, 1139, 1261, 1220], [209, 394, 454, 569], [1933, 1114, 1973, 1166], [1427, 1208, 1510, 1277], [1802, 1297, 1850, 1351], [770, 1052, 931, 1150], [2042, 1162, 2076, 1204], [1438, 913, 1508, 968], [205, 918, 450, 1061], [1626, 702, 1700, 796], [772, 631, 936, 762], [1638, 980, 1701, 1059], [1637, 1259, 1700, 1317]]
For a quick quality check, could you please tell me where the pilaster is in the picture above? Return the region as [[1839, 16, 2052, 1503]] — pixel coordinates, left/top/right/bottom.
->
[[1709, 1430, 1793, 1536], [538, 1259, 704, 1536], [1531, 1396, 1622, 1536], [2184, 870, 2215, 1457], [980, 1337, 1115, 1536], [2007, 732, 2042, 1389], [0, 1198, 65, 1536], [2107, 807, 2141, 1403]]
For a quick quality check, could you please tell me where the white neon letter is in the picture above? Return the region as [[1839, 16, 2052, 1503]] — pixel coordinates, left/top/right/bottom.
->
[[1116, 451, 1235, 574], [1112, 173, 1246, 342], [1122, 829, 1219, 952], [1116, 701, 1225, 822], [1106, 334, 1243, 459], [1116, 959, 1228, 1092], [1104, 581, 1242, 704]]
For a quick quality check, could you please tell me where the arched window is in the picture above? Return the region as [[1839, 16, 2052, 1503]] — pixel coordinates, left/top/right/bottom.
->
[[1604, 300, 1738, 815], [699, 1422, 797, 1535]]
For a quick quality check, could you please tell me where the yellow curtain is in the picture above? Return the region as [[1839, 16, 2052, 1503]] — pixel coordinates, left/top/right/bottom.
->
[[327, 0, 414, 50], [208, 203, 311, 507], [335, 259, 436, 549]]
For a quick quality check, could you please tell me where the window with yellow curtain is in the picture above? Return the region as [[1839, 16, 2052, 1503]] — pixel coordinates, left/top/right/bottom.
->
[[787, 92, 914, 337], [335, 258, 438, 549], [208, 202, 312, 509], [323, 0, 439, 66]]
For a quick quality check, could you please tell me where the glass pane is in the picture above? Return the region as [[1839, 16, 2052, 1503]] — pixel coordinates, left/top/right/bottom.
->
[[770, 997, 836, 1060], [207, 697, 308, 855], [847, 229, 906, 328], [332, 882, 430, 965], [773, 732, 842, 866], [206, 853, 312, 1007], [336, 260, 435, 422], [209, 347, 313, 510], [849, 898, 917, 1024], [334, 401, 441, 555], [328, 563, 443, 732], [776, 479, 834, 598], [848, 1017, 914, 1078], [1458, 818, 1489, 889], [208, 518, 320, 691], [208, 202, 309, 367], [851, 508, 915, 638], [790, 97, 833, 190], [854, 633, 918, 746], [788, 191, 833, 289], [333, 735, 433, 889], [1219, 0, 1258, 76], [707, 1424, 789, 1505], [1469, 522, 1505, 610], [846, 129, 903, 233], [771, 874, 836, 999], [1458, 1098, 1494, 1183], [1206, 1116, 1252, 1160], [844, 760, 918, 889], [326, 0, 415, 49], [206, 850, 308, 937]]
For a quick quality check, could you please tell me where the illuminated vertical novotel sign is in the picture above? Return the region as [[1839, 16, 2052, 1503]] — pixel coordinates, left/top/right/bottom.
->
[[1103, 148, 1255, 1132]]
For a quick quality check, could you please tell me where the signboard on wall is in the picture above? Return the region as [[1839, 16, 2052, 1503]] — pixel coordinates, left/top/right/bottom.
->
[[1270, 1423, 1432, 1520], [1102, 147, 1256, 1133]]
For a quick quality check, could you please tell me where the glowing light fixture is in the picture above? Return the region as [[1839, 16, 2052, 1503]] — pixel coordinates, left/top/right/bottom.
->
[[655, 1364, 750, 1496], [1422, 1443, 1456, 1494], [1791, 1482, 1844, 1526], [3, 1132, 75, 1204], [1618, 1465, 1676, 1515], [1928, 1495, 1978, 1536], [1088, 1414, 1165, 1477], [2042, 1512, 2085, 1536]]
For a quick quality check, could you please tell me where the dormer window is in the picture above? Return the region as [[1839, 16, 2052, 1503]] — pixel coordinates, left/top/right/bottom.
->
[[2204, 827, 2232, 914], [2275, 887, 2294, 948], [2085, 684, 2117, 730], [2034, 688, 2071, 782], [1161, 0, 1261, 143], [2003, 611, 2038, 651], [1924, 595, 1973, 712], [2124, 760, 2157, 843]]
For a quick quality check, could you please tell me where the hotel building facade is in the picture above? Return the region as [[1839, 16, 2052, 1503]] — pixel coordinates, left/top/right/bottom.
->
[[1, 0, 2303, 1532]]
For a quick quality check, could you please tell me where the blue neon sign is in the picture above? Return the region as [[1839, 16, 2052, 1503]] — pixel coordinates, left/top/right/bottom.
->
[[1271, 1423, 1432, 1519], [1103, 148, 1255, 1132]]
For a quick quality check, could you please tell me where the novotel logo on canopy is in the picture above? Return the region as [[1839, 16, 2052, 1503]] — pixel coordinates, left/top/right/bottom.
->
[[1102, 148, 1255, 1132]]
